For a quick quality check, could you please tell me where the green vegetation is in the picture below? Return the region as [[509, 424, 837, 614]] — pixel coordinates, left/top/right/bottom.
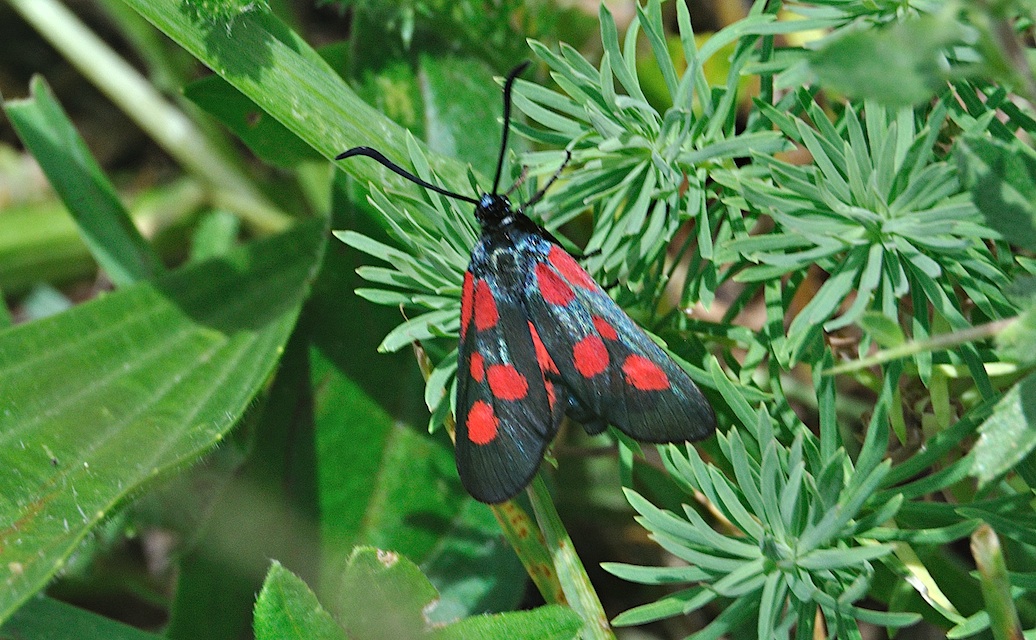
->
[[1, 0, 1035, 637]]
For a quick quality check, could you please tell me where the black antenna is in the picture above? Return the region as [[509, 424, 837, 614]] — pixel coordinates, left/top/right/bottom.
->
[[337, 61, 530, 204], [335, 146, 479, 205], [492, 61, 530, 195], [523, 150, 571, 209]]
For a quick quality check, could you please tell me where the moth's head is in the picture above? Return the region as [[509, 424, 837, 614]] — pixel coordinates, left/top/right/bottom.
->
[[475, 193, 513, 227]]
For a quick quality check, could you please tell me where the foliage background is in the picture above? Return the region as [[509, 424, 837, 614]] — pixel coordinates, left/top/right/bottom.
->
[[1, 0, 1036, 639]]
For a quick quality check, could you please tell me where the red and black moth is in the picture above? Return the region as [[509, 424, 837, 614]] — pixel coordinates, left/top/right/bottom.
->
[[338, 62, 715, 503]]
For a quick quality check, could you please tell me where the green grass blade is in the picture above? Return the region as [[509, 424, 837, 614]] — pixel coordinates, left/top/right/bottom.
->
[[119, 1, 472, 195], [7, 0, 289, 234], [3, 76, 164, 286]]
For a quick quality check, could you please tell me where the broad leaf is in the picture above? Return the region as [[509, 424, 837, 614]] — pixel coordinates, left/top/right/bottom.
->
[[0, 220, 325, 622]]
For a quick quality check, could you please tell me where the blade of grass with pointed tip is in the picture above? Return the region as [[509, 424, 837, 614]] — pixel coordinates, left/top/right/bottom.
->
[[6, 0, 290, 234], [0, 219, 326, 623], [3, 76, 163, 286], [971, 525, 1022, 640]]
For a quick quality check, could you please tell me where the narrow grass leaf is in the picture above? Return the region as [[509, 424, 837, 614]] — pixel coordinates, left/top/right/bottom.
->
[[758, 443, 787, 538], [758, 572, 788, 640], [726, 429, 766, 517], [798, 461, 891, 553], [691, 594, 758, 640], [635, 1, 678, 99], [708, 465, 766, 540], [651, 531, 746, 573], [843, 605, 921, 627], [626, 490, 756, 557], [866, 519, 978, 545], [709, 557, 766, 597], [3, 76, 163, 286], [378, 309, 458, 353]]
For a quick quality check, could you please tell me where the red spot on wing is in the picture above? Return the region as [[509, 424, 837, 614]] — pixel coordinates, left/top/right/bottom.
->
[[460, 272, 474, 338], [573, 335, 609, 377], [487, 364, 529, 401], [470, 352, 485, 382], [535, 262, 574, 306], [467, 400, 499, 445], [622, 355, 670, 391], [528, 323, 558, 374], [528, 323, 559, 409], [592, 316, 618, 341], [474, 280, 498, 330], [547, 245, 596, 290]]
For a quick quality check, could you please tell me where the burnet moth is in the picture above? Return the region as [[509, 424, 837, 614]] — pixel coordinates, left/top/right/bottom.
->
[[338, 62, 715, 503]]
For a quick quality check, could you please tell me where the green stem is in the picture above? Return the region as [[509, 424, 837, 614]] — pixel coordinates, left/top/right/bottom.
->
[[824, 318, 1016, 375], [5, 0, 291, 234], [527, 475, 615, 640]]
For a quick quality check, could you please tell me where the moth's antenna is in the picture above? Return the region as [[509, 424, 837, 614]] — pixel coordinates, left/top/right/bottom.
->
[[523, 150, 572, 210], [492, 61, 531, 196], [336, 146, 479, 205]]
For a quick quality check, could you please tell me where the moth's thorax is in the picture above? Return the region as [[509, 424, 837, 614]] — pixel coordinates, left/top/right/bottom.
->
[[475, 194, 516, 230], [474, 229, 519, 268]]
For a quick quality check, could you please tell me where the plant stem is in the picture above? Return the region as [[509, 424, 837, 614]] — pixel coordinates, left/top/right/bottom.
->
[[5, 0, 291, 234], [825, 318, 1016, 375], [528, 475, 616, 640]]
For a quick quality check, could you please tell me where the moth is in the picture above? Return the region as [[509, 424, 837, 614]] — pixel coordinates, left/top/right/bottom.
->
[[338, 62, 715, 503]]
